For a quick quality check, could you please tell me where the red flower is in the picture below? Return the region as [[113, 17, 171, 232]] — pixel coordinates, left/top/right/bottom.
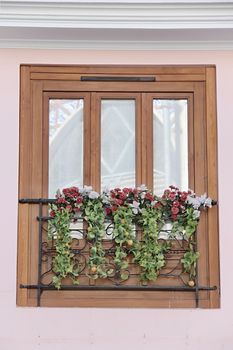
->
[[119, 193, 126, 200], [106, 207, 112, 215], [154, 202, 162, 209], [173, 201, 180, 207], [171, 214, 177, 220], [63, 187, 79, 198], [145, 192, 154, 201], [57, 198, 67, 204], [50, 210, 56, 217], [66, 204, 73, 212], [169, 193, 176, 200], [76, 197, 83, 204], [110, 191, 116, 198], [180, 193, 187, 201], [171, 206, 179, 215], [116, 199, 123, 205]]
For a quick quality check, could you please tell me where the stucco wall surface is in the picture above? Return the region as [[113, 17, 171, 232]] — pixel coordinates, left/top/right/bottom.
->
[[0, 49, 232, 350]]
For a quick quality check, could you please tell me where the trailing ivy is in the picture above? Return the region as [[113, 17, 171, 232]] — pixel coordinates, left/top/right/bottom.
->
[[84, 198, 112, 279], [181, 250, 200, 280], [133, 207, 168, 281], [181, 207, 199, 281], [48, 207, 79, 289], [112, 206, 135, 281]]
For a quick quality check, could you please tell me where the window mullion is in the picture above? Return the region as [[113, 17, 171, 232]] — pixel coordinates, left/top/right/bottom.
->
[[142, 93, 153, 190], [135, 93, 142, 187], [90, 92, 101, 192], [83, 93, 92, 187]]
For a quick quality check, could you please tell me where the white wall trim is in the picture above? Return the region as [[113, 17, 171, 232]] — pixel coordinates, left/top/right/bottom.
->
[[1, 1, 233, 29], [1, 38, 233, 50], [1, 1, 233, 50]]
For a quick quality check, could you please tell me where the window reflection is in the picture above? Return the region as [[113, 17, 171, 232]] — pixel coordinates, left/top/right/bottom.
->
[[153, 99, 188, 195], [101, 100, 136, 190], [49, 99, 83, 197]]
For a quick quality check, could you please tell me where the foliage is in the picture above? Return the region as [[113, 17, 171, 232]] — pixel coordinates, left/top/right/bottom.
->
[[181, 251, 200, 279], [48, 185, 214, 288], [84, 198, 111, 279], [112, 206, 135, 280], [48, 208, 79, 289], [133, 207, 168, 281]]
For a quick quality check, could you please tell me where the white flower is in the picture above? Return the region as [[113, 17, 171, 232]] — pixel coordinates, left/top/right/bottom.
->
[[188, 193, 212, 209], [88, 191, 100, 199], [133, 200, 140, 207], [130, 200, 140, 214], [199, 194, 208, 205], [193, 210, 201, 219], [80, 185, 93, 194], [101, 193, 110, 204], [56, 188, 62, 197], [140, 192, 146, 199], [187, 196, 201, 209], [74, 211, 82, 219], [204, 197, 212, 208], [198, 194, 212, 208], [201, 195, 212, 208], [137, 184, 148, 191], [84, 185, 93, 192]]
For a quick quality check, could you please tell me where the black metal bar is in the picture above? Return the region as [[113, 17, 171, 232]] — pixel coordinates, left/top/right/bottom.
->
[[37, 216, 52, 222], [19, 198, 217, 205], [81, 76, 156, 82], [195, 283, 199, 308], [20, 284, 217, 292], [37, 202, 43, 306], [195, 228, 199, 307], [19, 198, 56, 204]]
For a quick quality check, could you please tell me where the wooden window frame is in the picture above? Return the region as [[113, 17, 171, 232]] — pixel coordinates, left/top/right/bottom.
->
[[17, 64, 220, 308]]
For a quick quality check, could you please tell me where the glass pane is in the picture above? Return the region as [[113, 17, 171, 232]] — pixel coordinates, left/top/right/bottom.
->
[[153, 99, 188, 195], [101, 99, 136, 190], [49, 99, 83, 197]]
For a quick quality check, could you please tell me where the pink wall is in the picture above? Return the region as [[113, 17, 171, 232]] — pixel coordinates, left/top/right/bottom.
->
[[0, 49, 232, 350]]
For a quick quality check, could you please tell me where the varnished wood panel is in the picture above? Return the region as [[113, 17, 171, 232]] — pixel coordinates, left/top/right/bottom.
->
[[30, 72, 206, 82], [42, 80, 197, 93], [205, 67, 220, 308], [192, 82, 209, 308], [27, 64, 208, 76], [17, 66, 32, 306]]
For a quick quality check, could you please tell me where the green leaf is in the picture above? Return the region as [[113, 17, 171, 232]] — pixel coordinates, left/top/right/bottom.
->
[[120, 272, 129, 281]]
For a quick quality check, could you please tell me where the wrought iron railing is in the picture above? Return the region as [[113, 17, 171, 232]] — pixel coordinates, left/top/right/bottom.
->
[[19, 198, 217, 307]]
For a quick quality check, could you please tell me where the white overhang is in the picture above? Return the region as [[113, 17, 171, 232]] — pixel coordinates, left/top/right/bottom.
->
[[1, 1, 233, 49]]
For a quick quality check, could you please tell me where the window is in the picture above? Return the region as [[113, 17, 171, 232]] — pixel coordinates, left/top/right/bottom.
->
[[17, 65, 220, 307]]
